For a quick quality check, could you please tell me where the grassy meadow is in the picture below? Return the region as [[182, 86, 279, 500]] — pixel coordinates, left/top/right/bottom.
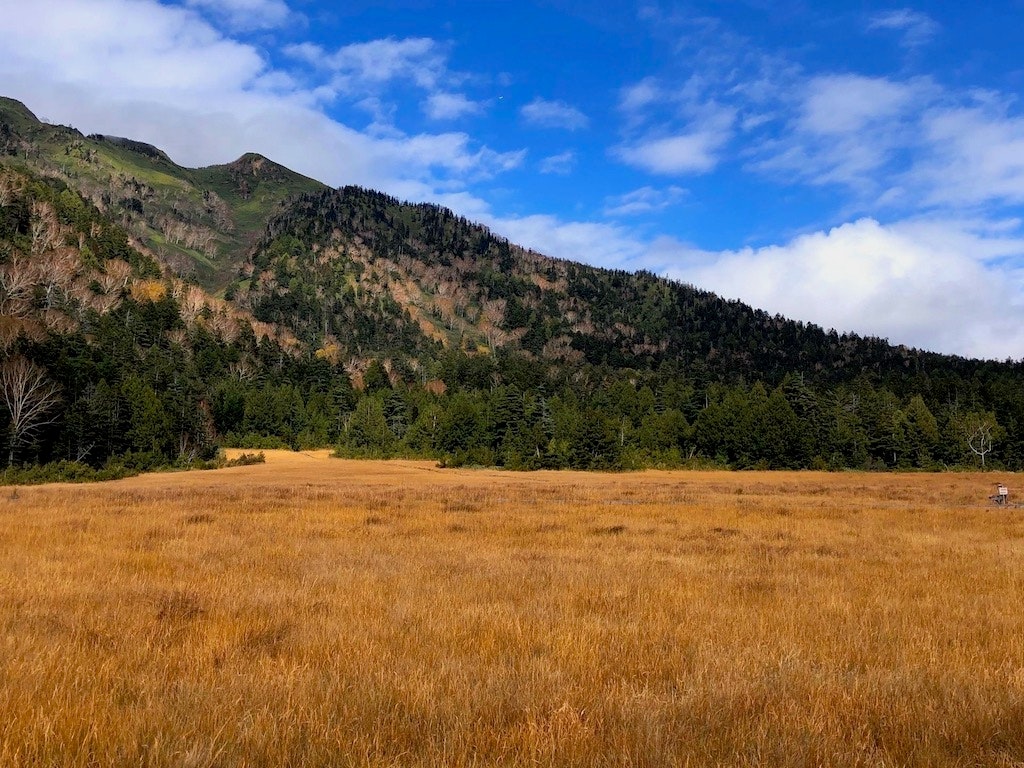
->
[[1, 451, 1023, 766]]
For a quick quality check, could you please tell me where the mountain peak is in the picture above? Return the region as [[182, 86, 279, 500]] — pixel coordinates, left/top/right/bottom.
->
[[199, 151, 323, 191], [0, 97, 40, 128], [234, 151, 270, 165], [210, 152, 320, 187]]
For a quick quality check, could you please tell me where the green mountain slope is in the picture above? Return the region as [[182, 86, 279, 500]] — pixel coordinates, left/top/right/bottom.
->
[[0, 97, 325, 289], [243, 185, 990, 388]]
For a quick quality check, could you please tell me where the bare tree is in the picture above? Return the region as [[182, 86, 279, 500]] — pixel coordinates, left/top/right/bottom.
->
[[965, 412, 999, 468], [206, 310, 239, 344], [96, 259, 133, 295], [0, 253, 38, 318], [179, 285, 207, 325], [0, 170, 23, 208], [29, 201, 60, 255], [1, 356, 61, 467]]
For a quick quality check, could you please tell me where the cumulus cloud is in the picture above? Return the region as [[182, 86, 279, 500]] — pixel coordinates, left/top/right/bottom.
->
[[520, 98, 589, 130], [665, 218, 1024, 359], [0, 0, 521, 196], [1, 0, 267, 98]]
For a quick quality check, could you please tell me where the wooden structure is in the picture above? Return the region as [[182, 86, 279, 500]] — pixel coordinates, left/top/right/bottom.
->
[[990, 483, 1010, 506]]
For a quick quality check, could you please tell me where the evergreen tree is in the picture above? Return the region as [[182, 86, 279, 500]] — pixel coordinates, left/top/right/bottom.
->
[[345, 395, 393, 452]]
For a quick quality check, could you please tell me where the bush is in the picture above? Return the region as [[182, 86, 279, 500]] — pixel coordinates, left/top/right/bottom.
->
[[1, 461, 138, 486], [0, 448, 269, 486], [114, 451, 165, 472], [440, 446, 496, 468], [224, 452, 266, 467]]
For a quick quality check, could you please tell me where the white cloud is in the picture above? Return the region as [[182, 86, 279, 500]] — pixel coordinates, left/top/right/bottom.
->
[[800, 74, 919, 135], [423, 92, 483, 121], [665, 218, 1024, 359], [604, 186, 686, 217], [489, 215, 647, 270], [380, 134, 523, 178], [915, 105, 1024, 207], [616, 130, 727, 174], [285, 36, 447, 94], [184, 0, 291, 31], [615, 102, 735, 175], [520, 98, 589, 130], [745, 72, 1024, 212], [867, 9, 940, 48], [281, 41, 321, 66], [539, 150, 576, 175], [751, 74, 931, 192], [286, 36, 481, 132], [2, 0, 267, 97], [0, 0, 521, 195], [353, 96, 396, 131], [618, 77, 662, 114]]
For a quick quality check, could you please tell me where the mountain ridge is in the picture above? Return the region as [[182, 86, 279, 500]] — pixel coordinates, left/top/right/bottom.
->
[[2, 95, 1023, 473], [0, 95, 996, 363], [0, 97, 326, 289], [241, 183, 988, 378]]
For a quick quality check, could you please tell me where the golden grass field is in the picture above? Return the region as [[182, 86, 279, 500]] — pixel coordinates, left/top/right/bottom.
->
[[1, 451, 1023, 767]]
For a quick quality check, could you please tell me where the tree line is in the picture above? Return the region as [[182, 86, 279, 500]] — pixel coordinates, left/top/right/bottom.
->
[[3, 328, 1017, 473]]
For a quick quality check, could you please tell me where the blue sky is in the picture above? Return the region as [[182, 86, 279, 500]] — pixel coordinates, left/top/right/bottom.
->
[[3, 0, 1024, 359]]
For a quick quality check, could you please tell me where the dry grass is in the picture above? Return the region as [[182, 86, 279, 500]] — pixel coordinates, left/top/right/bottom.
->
[[1, 451, 1023, 766]]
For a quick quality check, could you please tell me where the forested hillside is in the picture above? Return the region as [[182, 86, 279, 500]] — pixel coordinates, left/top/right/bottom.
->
[[2, 97, 1023, 476]]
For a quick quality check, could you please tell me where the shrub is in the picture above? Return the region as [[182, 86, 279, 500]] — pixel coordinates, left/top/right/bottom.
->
[[1, 461, 138, 486]]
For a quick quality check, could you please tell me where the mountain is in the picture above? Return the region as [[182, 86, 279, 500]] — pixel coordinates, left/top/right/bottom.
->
[[240, 185, 981, 385], [0, 97, 325, 289], [1, 96, 1023, 474]]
